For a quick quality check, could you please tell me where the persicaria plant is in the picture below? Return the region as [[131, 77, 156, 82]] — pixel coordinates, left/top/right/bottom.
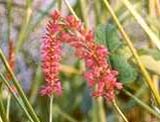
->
[[1, 0, 160, 122], [40, 10, 122, 101]]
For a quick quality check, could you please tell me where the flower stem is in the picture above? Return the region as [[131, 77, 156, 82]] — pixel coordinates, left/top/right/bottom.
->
[[0, 49, 40, 122], [63, 0, 79, 20], [102, 0, 160, 106], [6, 94, 11, 121], [112, 99, 128, 122], [123, 89, 160, 119], [16, 0, 33, 52], [29, 66, 42, 104], [121, 0, 160, 50], [80, 0, 89, 27], [97, 97, 106, 122], [49, 95, 54, 122], [0, 83, 8, 122], [57, 0, 62, 11], [54, 106, 78, 122]]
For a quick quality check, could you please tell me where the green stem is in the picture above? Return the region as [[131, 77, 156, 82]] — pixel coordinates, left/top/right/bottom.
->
[[0, 83, 8, 122], [121, 0, 160, 50], [102, 0, 160, 106], [126, 85, 147, 109], [97, 97, 106, 122], [80, 0, 89, 27], [6, 94, 11, 121], [29, 66, 42, 104], [57, 0, 62, 11], [16, 0, 56, 53], [63, 0, 79, 20], [93, 0, 101, 25], [49, 95, 54, 122], [0, 49, 40, 122], [54, 106, 78, 122], [0, 74, 34, 122], [112, 99, 129, 122], [16, 0, 33, 52], [31, 1, 56, 31], [123, 89, 160, 119]]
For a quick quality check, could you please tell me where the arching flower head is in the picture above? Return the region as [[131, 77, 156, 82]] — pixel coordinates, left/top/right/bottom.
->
[[40, 10, 122, 101]]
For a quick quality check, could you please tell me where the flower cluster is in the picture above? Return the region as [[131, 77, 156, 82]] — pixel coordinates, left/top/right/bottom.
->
[[41, 10, 122, 101]]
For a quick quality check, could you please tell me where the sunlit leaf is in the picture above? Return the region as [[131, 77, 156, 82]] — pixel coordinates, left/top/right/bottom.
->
[[138, 49, 160, 60], [96, 24, 122, 53], [121, 0, 160, 50], [140, 55, 160, 75]]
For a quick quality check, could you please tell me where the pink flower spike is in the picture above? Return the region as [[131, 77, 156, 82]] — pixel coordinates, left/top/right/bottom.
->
[[40, 10, 123, 101]]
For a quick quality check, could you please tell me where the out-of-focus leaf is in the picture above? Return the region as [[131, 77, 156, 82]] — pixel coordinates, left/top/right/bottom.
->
[[110, 54, 137, 83], [105, 24, 122, 52], [81, 88, 92, 113], [118, 46, 132, 59], [95, 24, 138, 83], [95, 24, 107, 45], [140, 49, 160, 60], [95, 24, 122, 53], [151, 50, 160, 60], [121, 0, 160, 50], [140, 55, 160, 75]]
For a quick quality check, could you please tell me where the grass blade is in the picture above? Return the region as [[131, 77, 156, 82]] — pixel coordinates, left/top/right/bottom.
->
[[0, 49, 40, 122], [121, 0, 160, 50], [102, 0, 160, 106], [16, 0, 33, 52], [0, 83, 8, 122], [123, 89, 160, 119], [0, 74, 34, 122]]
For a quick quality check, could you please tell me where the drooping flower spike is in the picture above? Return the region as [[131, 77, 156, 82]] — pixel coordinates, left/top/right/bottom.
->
[[40, 10, 122, 101]]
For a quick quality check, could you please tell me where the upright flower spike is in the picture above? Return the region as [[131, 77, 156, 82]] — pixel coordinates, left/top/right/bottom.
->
[[41, 10, 122, 101]]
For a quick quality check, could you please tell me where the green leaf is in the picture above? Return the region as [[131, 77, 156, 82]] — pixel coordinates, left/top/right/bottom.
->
[[96, 24, 122, 53], [95, 24, 138, 83], [138, 49, 160, 60], [110, 54, 138, 84], [105, 24, 122, 52], [151, 50, 160, 60], [95, 24, 107, 45]]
